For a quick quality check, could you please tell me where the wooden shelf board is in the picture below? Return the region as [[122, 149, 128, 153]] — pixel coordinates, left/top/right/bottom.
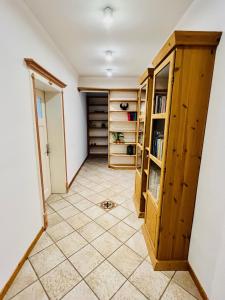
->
[[110, 164, 136, 170], [150, 154, 162, 168], [109, 130, 136, 133], [109, 120, 137, 122], [89, 127, 108, 129], [110, 153, 136, 157], [136, 168, 141, 176], [89, 136, 108, 138], [110, 110, 137, 112], [89, 104, 108, 106], [145, 147, 150, 152], [110, 142, 136, 145], [152, 113, 166, 119], [89, 119, 108, 121], [89, 112, 108, 114], [89, 145, 108, 147], [110, 99, 137, 102], [144, 169, 148, 175]]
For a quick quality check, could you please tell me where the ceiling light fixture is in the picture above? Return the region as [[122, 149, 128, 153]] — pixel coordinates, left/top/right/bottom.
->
[[105, 50, 113, 61], [106, 69, 113, 77], [103, 7, 113, 26]]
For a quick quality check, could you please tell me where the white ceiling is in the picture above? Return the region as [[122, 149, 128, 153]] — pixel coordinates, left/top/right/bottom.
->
[[24, 0, 193, 77]]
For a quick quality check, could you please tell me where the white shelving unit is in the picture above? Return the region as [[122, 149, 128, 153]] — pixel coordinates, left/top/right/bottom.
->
[[108, 89, 138, 169]]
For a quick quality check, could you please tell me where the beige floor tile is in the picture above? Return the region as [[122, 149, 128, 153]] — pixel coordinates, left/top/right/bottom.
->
[[46, 205, 54, 215], [91, 184, 107, 193], [47, 194, 63, 203], [29, 244, 65, 277], [125, 232, 148, 258], [57, 205, 80, 219], [109, 194, 128, 205], [49, 199, 70, 211], [56, 231, 87, 257], [121, 199, 136, 212], [161, 281, 197, 300], [10, 281, 48, 300], [99, 188, 116, 198], [86, 261, 126, 300], [91, 232, 121, 258], [109, 206, 131, 220], [4, 261, 37, 300], [79, 189, 96, 198], [74, 198, 93, 211], [66, 193, 86, 205], [162, 270, 176, 279], [47, 221, 74, 242], [123, 213, 144, 230], [29, 232, 53, 257], [62, 280, 98, 300], [108, 245, 143, 278], [95, 213, 120, 230], [61, 190, 76, 198], [173, 271, 202, 299], [112, 281, 147, 300], [109, 221, 136, 242], [69, 244, 104, 277], [48, 212, 63, 227], [84, 205, 105, 220], [67, 212, 91, 230], [78, 221, 105, 242], [130, 260, 169, 299], [40, 260, 81, 300], [85, 193, 106, 204]]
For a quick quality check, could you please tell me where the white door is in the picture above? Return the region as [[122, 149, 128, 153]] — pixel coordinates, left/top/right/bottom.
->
[[36, 89, 52, 199]]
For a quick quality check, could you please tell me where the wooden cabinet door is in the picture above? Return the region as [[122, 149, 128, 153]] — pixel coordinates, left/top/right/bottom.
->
[[145, 192, 158, 251]]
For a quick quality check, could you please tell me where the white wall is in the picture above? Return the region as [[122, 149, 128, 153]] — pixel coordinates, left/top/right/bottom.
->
[[175, 1, 225, 299], [0, 0, 87, 289], [79, 76, 138, 89]]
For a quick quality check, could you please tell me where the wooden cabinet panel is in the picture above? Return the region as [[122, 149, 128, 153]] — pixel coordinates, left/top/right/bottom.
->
[[142, 31, 221, 271]]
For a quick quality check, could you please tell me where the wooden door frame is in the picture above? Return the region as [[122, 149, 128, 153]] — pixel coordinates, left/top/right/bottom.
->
[[25, 58, 67, 229]]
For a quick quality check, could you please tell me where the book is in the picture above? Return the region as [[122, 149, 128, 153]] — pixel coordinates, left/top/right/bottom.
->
[[154, 95, 167, 113]]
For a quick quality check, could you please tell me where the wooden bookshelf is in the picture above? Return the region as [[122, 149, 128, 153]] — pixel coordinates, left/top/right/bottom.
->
[[108, 90, 138, 169], [142, 30, 222, 271], [87, 94, 108, 157], [134, 68, 154, 217]]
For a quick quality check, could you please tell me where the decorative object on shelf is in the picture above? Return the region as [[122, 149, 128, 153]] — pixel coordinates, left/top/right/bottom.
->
[[120, 103, 129, 110], [127, 145, 134, 155], [112, 132, 124, 144], [127, 112, 137, 121], [101, 122, 106, 128]]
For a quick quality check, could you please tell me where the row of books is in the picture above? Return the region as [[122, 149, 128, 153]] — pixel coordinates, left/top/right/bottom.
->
[[127, 112, 137, 121], [152, 131, 164, 160], [154, 95, 167, 113], [149, 166, 161, 201]]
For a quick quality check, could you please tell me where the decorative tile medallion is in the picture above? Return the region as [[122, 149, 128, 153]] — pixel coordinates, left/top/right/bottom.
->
[[99, 200, 117, 211]]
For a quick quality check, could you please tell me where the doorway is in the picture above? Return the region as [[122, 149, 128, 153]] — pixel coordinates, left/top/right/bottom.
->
[[31, 73, 67, 227]]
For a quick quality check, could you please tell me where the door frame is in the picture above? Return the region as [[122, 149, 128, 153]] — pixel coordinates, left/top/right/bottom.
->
[[25, 58, 67, 228]]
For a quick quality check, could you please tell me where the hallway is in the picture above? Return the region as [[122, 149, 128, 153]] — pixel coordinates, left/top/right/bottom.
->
[[4, 159, 201, 300]]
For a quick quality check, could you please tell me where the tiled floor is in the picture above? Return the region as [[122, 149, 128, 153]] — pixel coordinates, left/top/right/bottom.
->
[[4, 158, 202, 300]]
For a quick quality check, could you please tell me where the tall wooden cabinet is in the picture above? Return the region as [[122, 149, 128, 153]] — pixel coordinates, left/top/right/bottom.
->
[[134, 69, 154, 217], [142, 31, 222, 270]]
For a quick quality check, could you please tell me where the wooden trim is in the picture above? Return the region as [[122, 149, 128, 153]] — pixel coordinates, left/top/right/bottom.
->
[[67, 156, 88, 189], [24, 58, 67, 88], [152, 31, 222, 67], [78, 87, 138, 92], [31, 75, 48, 229], [188, 264, 208, 300], [61, 92, 68, 191], [0, 227, 44, 299], [138, 68, 154, 85]]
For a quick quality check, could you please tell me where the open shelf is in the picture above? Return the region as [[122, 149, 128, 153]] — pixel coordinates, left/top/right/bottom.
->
[[110, 164, 136, 169], [149, 154, 162, 168], [152, 113, 166, 119], [110, 153, 136, 157], [110, 142, 136, 145]]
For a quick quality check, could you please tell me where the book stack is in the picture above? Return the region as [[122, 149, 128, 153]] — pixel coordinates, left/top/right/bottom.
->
[[127, 112, 137, 121], [154, 95, 167, 113], [149, 166, 161, 201], [152, 131, 164, 160]]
